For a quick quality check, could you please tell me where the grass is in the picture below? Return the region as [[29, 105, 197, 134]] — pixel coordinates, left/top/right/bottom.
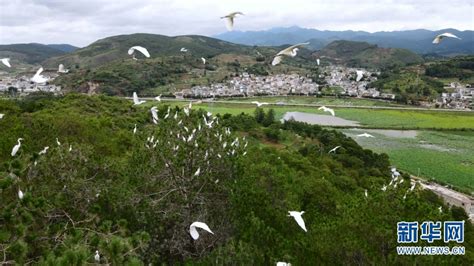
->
[[340, 129, 474, 192], [157, 100, 474, 130]]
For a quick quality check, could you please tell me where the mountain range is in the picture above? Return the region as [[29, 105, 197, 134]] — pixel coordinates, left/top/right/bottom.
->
[[214, 26, 474, 56], [0, 43, 78, 65]]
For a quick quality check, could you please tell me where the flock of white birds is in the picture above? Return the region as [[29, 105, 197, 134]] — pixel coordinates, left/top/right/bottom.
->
[[1, 11, 459, 264]]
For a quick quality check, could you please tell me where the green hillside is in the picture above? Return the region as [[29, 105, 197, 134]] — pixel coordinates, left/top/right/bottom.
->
[[0, 43, 66, 65], [313, 40, 424, 68], [0, 94, 472, 264]]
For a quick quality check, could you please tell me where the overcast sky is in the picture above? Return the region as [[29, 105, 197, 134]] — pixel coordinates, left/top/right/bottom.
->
[[0, 0, 472, 47]]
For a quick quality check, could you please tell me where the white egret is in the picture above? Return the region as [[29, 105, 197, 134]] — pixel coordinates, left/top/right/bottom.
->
[[251, 101, 269, 107], [328, 146, 341, 154], [39, 146, 49, 155], [57, 64, 69, 73], [364, 189, 368, 198], [356, 70, 364, 82], [56, 138, 61, 146], [11, 138, 23, 156], [180, 47, 188, 52], [432, 33, 461, 44], [31, 67, 49, 84], [132, 92, 146, 105], [318, 106, 335, 116], [18, 189, 24, 200], [94, 250, 100, 262], [69, 145, 72, 152], [194, 167, 201, 177], [155, 94, 162, 102], [272, 43, 309, 66], [128, 46, 150, 59], [381, 185, 387, 191], [357, 133, 374, 138], [189, 221, 214, 240], [277, 262, 292, 266], [1, 58, 11, 68], [150, 106, 159, 124], [133, 124, 137, 134], [438, 206, 443, 213], [183, 107, 190, 116], [409, 182, 416, 192], [288, 211, 307, 232], [220, 12, 244, 31], [0, 114, 4, 119], [316, 58, 320, 66], [201, 57, 206, 65], [207, 111, 212, 117]]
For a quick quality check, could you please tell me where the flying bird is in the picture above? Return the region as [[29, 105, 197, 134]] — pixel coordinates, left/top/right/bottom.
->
[[11, 138, 23, 156], [155, 94, 162, 102], [57, 64, 69, 73], [201, 57, 206, 65], [38, 146, 49, 155], [31, 67, 49, 84], [357, 133, 374, 138], [356, 70, 364, 82], [432, 33, 461, 44], [288, 211, 307, 232], [128, 46, 150, 59], [189, 221, 214, 240], [220, 12, 244, 31], [251, 101, 269, 107], [1, 58, 11, 68], [132, 92, 146, 105], [180, 47, 188, 52], [328, 146, 341, 154], [318, 106, 335, 116], [272, 43, 309, 66]]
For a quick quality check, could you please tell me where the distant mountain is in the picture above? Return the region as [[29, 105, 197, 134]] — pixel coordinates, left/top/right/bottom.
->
[[313, 40, 424, 68], [44, 33, 261, 68], [214, 27, 474, 56], [47, 44, 79, 53], [0, 43, 68, 64]]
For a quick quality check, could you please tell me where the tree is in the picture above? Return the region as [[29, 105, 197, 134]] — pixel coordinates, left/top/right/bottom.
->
[[262, 109, 275, 127], [254, 108, 265, 124]]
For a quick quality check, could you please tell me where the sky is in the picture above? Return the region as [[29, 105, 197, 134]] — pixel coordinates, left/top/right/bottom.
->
[[0, 0, 472, 47]]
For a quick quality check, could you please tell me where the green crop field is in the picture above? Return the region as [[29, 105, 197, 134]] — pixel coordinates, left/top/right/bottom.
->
[[340, 129, 474, 193]]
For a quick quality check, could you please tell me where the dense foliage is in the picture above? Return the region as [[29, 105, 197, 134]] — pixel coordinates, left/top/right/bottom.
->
[[0, 94, 472, 264]]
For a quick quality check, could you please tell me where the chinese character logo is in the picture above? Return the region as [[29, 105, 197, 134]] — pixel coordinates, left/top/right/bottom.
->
[[420, 221, 442, 243], [444, 221, 464, 243], [398, 222, 419, 243]]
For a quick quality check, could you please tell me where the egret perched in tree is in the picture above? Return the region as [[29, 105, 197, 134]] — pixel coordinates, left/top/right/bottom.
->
[[57, 64, 69, 73], [318, 106, 335, 116], [316, 58, 320, 66], [328, 146, 341, 154], [251, 101, 269, 107], [56, 138, 61, 146], [174, 111, 178, 120], [194, 167, 201, 176], [356, 70, 364, 82], [381, 185, 387, 191], [133, 92, 146, 105], [39, 146, 49, 155], [432, 33, 461, 44], [288, 211, 307, 232], [128, 46, 150, 59], [189, 221, 214, 240], [364, 189, 368, 198], [69, 145, 72, 152], [183, 107, 190, 116], [201, 57, 206, 65], [220, 11, 244, 31], [438, 206, 443, 213], [155, 94, 162, 102], [1, 58, 11, 68], [133, 124, 137, 134], [272, 43, 309, 66], [180, 47, 188, 52], [31, 67, 49, 83], [94, 250, 100, 262], [11, 138, 23, 156], [357, 133, 374, 138], [18, 189, 24, 200], [409, 182, 416, 192], [150, 106, 159, 124], [0, 113, 4, 119], [277, 262, 292, 266]]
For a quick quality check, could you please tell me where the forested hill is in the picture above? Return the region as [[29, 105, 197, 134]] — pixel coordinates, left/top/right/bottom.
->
[[0, 94, 472, 264]]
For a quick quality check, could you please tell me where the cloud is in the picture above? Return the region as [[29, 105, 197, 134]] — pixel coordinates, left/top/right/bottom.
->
[[0, 0, 472, 46]]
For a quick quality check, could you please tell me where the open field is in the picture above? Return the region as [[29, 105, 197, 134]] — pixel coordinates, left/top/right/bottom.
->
[[341, 129, 474, 193], [153, 99, 474, 130]]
